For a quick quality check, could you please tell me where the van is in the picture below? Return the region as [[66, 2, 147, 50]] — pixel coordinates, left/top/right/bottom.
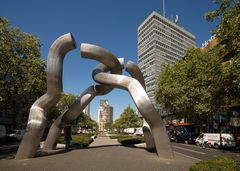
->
[[134, 127, 143, 136], [195, 133, 236, 148]]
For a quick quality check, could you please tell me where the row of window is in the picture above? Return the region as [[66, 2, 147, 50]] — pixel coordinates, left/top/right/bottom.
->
[[138, 37, 156, 57], [139, 45, 180, 68], [154, 29, 188, 50], [138, 17, 155, 36], [139, 56, 155, 69], [152, 15, 195, 42], [155, 40, 184, 56], [138, 27, 154, 46], [138, 14, 196, 47], [138, 44, 154, 59], [154, 28, 192, 48], [155, 54, 175, 65], [139, 26, 194, 57], [155, 44, 182, 60], [138, 52, 153, 63]]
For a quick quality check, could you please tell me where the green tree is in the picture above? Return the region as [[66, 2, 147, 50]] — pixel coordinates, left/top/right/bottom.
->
[[105, 122, 113, 131], [47, 93, 77, 124], [221, 58, 240, 108], [47, 93, 98, 130], [0, 17, 46, 127], [155, 48, 223, 117], [113, 105, 143, 132], [75, 112, 97, 130], [205, 0, 240, 58]]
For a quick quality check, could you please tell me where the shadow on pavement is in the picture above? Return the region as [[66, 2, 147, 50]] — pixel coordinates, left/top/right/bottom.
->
[[123, 144, 157, 153]]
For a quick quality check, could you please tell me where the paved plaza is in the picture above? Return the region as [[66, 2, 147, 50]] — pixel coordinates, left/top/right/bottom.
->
[[0, 133, 197, 171]]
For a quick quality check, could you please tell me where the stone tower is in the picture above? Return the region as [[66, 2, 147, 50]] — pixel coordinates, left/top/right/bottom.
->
[[98, 100, 113, 131]]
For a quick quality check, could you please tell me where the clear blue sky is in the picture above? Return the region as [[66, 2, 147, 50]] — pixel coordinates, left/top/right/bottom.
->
[[1, 0, 218, 122]]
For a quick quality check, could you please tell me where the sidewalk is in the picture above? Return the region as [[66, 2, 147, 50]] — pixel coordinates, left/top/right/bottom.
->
[[0, 135, 197, 171]]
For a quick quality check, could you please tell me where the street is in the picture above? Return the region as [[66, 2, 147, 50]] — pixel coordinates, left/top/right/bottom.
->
[[171, 142, 240, 161], [0, 137, 239, 171], [0, 141, 239, 162]]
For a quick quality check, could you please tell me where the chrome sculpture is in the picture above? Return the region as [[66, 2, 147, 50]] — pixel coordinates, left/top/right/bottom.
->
[[16, 38, 173, 159], [81, 43, 174, 159], [43, 44, 124, 150], [125, 61, 156, 151], [15, 33, 76, 159]]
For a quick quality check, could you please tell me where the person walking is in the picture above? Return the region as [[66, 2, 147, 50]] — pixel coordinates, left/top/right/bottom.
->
[[64, 126, 72, 150]]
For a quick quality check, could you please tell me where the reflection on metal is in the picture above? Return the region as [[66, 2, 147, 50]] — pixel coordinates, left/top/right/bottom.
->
[[16, 39, 173, 159], [125, 61, 145, 89], [143, 121, 156, 150], [15, 33, 76, 159], [43, 44, 124, 150], [125, 61, 155, 150], [81, 45, 174, 158]]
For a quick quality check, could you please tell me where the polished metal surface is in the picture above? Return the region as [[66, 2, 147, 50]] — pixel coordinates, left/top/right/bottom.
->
[[125, 61, 155, 151], [15, 33, 76, 159], [43, 44, 123, 150], [86, 53, 174, 159], [125, 60, 145, 89]]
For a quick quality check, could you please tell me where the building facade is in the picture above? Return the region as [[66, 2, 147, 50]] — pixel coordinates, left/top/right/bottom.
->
[[137, 11, 196, 114], [98, 100, 113, 131]]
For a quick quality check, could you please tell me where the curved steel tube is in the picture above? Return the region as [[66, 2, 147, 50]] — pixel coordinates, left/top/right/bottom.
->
[[125, 61, 155, 150], [90, 63, 173, 158], [43, 44, 123, 150], [81, 43, 122, 75], [15, 33, 76, 159], [126, 61, 145, 89]]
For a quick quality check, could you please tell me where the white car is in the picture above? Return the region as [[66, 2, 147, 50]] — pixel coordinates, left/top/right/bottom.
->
[[7, 129, 25, 141], [195, 133, 236, 148]]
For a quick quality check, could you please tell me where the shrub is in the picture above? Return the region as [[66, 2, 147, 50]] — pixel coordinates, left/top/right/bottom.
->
[[190, 156, 240, 171], [109, 134, 131, 139], [58, 134, 93, 147], [118, 137, 145, 146]]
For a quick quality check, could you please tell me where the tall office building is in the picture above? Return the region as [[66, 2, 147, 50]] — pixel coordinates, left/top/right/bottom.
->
[[98, 100, 113, 131], [138, 11, 196, 114]]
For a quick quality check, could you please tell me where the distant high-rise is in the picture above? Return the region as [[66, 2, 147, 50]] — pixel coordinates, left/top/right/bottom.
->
[[138, 11, 196, 114], [98, 100, 113, 131]]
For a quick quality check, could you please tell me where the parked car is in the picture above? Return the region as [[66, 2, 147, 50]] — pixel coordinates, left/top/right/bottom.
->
[[175, 132, 196, 144], [7, 129, 25, 141], [195, 133, 236, 149], [168, 131, 176, 142]]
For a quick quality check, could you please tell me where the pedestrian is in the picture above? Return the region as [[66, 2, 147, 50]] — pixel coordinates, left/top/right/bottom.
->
[[64, 126, 72, 150]]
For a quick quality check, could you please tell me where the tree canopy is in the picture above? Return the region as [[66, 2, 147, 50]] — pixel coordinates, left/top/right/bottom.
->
[[205, 0, 240, 58], [47, 93, 77, 123], [47, 93, 97, 130], [75, 112, 97, 130], [113, 105, 143, 131], [155, 0, 240, 119], [156, 48, 224, 116], [0, 17, 46, 127]]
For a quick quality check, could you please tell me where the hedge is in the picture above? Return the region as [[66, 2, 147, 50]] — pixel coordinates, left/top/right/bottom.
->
[[109, 134, 131, 139], [118, 137, 145, 146], [58, 134, 93, 147]]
